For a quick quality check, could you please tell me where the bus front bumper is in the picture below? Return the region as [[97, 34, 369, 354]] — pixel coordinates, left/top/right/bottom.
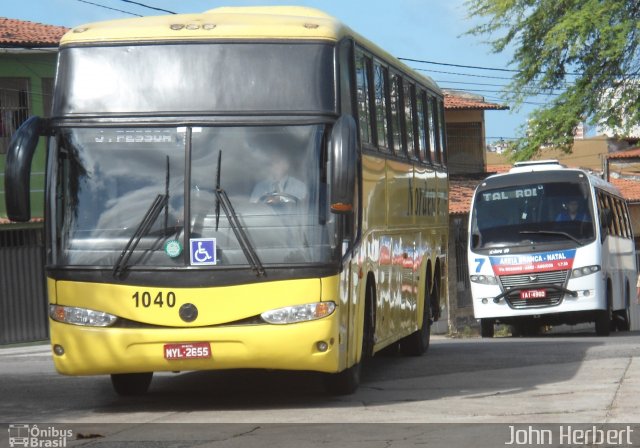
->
[[473, 288, 603, 319], [49, 314, 341, 376]]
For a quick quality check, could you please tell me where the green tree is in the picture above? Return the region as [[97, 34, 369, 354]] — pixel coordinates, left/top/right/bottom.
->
[[465, 0, 640, 160]]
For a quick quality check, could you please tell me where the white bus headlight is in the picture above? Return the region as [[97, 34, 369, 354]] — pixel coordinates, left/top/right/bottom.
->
[[470, 275, 498, 285], [261, 301, 336, 324], [49, 305, 118, 327], [571, 265, 601, 278]]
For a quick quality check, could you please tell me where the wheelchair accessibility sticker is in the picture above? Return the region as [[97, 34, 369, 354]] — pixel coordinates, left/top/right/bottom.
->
[[190, 238, 217, 265]]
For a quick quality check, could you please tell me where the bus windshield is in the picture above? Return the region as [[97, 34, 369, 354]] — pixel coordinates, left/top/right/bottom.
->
[[53, 124, 336, 268], [471, 180, 595, 250]]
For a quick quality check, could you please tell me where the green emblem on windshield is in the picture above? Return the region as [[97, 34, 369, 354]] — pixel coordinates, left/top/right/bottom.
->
[[165, 240, 182, 258]]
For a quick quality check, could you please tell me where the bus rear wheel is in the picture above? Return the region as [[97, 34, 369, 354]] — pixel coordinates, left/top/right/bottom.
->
[[400, 283, 433, 356], [111, 372, 153, 396], [613, 308, 631, 332]]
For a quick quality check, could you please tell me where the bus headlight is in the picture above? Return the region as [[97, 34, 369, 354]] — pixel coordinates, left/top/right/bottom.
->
[[470, 275, 498, 285], [49, 305, 118, 327], [261, 302, 336, 325], [571, 265, 601, 278]]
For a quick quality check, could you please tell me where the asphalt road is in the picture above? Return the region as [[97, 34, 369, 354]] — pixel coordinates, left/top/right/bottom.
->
[[1, 330, 639, 447]]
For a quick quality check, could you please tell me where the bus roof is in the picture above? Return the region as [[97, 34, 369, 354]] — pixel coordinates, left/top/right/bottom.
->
[[509, 160, 565, 173], [482, 161, 623, 197], [60, 5, 440, 93]]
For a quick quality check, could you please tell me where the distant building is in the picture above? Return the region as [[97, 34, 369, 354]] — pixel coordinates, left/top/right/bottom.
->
[[443, 90, 508, 175]]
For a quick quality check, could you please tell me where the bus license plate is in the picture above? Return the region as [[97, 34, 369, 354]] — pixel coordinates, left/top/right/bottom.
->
[[520, 289, 546, 299], [164, 342, 211, 360]]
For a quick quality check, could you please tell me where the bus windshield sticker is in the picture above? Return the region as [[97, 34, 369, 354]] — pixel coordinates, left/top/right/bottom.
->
[[190, 238, 217, 265], [164, 240, 182, 258], [481, 186, 542, 202], [489, 249, 576, 275]]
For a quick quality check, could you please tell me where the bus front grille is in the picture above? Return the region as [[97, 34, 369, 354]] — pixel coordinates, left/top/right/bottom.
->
[[499, 270, 569, 309]]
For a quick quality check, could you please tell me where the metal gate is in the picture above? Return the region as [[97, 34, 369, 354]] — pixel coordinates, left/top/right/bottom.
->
[[0, 226, 48, 344]]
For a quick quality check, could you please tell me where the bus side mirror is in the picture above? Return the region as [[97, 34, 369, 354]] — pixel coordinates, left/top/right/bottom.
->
[[329, 115, 357, 214], [4, 116, 43, 222]]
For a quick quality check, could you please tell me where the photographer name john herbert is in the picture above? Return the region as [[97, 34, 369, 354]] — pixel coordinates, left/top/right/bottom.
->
[[505, 425, 634, 445]]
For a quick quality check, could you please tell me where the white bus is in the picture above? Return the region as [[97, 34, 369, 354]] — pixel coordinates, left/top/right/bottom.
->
[[468, 160, 636, 337]]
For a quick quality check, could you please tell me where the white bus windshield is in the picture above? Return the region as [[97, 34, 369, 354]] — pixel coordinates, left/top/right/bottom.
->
[[471, 180, 595, 250], [53, 125, 336, 268]]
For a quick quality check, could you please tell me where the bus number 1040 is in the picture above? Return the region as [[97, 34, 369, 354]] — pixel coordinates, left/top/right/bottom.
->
[[132, 291, 177, 308]]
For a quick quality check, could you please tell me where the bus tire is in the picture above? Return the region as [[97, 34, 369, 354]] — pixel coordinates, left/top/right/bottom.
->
[[362, 278, 376, 360], [323, 277, 374, 395], [613, 308, 631, 332], [323, 363, 360, 395], [613, 284, 631, 332], [480, 319, 494, 338], [111, 372, 153, 396], [595, 296, 612, 337], [400, 282, 433, 356]]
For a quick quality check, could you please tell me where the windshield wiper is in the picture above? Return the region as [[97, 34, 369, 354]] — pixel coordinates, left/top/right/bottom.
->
[[215, 150, 265, 277], [519, 230, 584, 246], [113, 194, 168, 278]]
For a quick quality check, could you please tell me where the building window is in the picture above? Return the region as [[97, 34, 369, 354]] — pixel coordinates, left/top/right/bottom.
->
[[0, 78, 30, 154]]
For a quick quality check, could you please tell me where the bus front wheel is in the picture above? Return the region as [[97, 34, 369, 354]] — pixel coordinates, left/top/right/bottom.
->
[[323, 363, 360, 395], [595, 310, 611, 336], [111, 372, 153, 396], [480, 319, 495, 338]]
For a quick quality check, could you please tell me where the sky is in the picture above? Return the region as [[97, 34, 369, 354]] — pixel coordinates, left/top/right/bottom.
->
[[3, 0, 544, 143]]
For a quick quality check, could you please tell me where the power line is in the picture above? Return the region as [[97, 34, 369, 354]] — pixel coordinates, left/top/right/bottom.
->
[[411, 66, 515, 81], [118, 0, 176, 14], [76, 0, 142, 16], [400, 57, 520, 73], [436, 79, 570, 94], [400, 57, 582, 77]]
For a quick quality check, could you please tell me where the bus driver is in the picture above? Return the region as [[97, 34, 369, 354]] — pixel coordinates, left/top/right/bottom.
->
[[250, 151, 307, 205], [555, 199, 590, 222]]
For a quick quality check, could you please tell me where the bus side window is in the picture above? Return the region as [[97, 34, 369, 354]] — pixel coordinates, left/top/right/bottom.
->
[[389, 73, 402, 155], [373, 61, 390, 151], [426, 95, 437, 164], [403, 80, 416, 160], [436, 99, 446, 166], [415, 89, 428, 163], [355, 50, 372, 146]]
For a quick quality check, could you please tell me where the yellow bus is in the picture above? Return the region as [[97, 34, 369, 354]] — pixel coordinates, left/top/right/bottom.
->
[[4, 6, 448, 395]]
